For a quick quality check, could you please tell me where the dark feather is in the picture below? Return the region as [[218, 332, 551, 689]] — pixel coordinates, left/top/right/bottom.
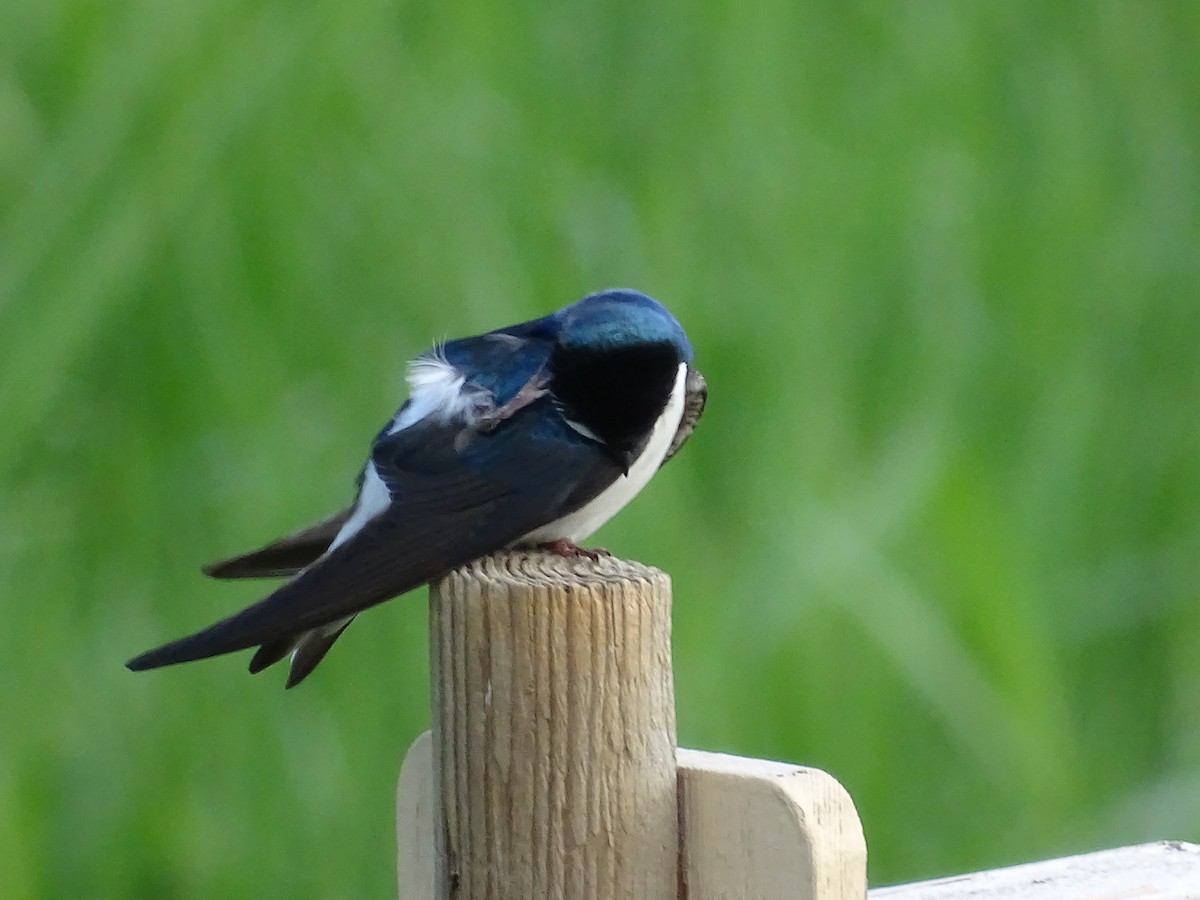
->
[[248, 637, 293, 673], [203, 508, 352, 579], [285, 620, 354, 688]]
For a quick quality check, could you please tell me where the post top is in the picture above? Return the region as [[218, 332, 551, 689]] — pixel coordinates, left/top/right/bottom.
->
[[441, 549, 669, 590]]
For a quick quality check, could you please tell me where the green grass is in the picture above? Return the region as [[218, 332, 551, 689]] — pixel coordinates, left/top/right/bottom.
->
[[3, 2, 1199, 897]]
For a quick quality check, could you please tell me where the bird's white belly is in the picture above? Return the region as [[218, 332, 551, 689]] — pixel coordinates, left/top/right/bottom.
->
[[521, 362, 689, 545]]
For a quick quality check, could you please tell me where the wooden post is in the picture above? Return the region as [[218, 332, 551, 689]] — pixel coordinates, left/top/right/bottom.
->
[[426, 550, 678, 900]]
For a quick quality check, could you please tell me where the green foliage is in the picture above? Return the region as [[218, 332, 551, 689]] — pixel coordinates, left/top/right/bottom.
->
[[3, 2, 1199, 896]]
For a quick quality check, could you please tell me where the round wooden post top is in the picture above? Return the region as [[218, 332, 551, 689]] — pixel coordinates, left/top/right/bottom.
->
[[438, 549, 670, 590]]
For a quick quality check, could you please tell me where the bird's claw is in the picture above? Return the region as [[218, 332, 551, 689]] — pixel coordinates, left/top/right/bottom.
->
[[537, 539, 611, 561]]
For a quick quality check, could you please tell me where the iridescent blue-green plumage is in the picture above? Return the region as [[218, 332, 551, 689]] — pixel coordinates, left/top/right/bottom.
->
[[127, 289, 706, 687]]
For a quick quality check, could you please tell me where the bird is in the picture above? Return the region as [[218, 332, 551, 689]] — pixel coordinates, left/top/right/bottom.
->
[[127, 289, 706, 687]]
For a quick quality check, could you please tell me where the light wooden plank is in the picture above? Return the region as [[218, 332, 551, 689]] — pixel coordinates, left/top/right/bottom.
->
[[397, 731, 435, 900], [678, 747, 868, 900], [870, 841, 1200, 899]]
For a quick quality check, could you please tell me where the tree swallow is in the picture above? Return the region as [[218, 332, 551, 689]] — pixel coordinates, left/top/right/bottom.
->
[[127, 289, 706, 687]]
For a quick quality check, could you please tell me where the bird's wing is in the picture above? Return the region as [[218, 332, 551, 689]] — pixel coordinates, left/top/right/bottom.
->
[[199, 326, 560, 581], [662, 365, 707, 465], [202, 507, 353, 579], [126, 398, 621, 671]]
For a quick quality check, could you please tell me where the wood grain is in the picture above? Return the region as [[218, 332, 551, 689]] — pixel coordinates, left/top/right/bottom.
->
[[426, 550, 678, 900]]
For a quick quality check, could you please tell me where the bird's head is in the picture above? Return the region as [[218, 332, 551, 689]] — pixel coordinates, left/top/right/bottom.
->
[[549, 290, 694, 469], [553, 289, 694, 364]]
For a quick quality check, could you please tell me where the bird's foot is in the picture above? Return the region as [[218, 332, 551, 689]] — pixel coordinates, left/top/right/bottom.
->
[[537, 539, 611, 561]]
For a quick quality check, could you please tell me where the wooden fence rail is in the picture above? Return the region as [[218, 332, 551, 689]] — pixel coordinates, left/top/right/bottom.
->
[[395, 552, 1199, 899]]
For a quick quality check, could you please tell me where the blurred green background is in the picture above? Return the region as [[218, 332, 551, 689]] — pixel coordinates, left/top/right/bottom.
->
[[3, 1, 1199, 897]]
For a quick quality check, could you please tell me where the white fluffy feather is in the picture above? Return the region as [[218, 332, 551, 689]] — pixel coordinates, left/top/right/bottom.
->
[[386, 352, 476, 435]]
